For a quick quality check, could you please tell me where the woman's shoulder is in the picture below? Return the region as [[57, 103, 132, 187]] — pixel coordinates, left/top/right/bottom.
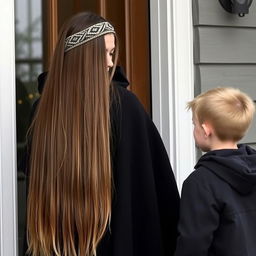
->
[[113, 85, 147, 116]]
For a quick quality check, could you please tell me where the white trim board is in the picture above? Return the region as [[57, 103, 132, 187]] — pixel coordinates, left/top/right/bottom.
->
[[0, 1, 18, 255], [150, 0, 196, 191]]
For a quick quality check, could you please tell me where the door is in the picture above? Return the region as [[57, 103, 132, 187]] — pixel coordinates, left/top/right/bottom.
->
[[43, 0, 151, 113]]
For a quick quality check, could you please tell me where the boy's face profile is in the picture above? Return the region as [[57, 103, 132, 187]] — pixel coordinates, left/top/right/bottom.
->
[[192, 115, 211, 152]]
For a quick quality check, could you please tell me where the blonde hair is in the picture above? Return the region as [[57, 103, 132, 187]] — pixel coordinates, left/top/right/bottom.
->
[[187, 87, 255, 141], [27, 12, 119, 256]]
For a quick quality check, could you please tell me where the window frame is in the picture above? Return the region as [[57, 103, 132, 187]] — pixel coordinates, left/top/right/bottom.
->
[[0, 0, 18, 255]]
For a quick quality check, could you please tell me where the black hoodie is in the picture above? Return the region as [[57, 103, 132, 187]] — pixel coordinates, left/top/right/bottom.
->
[[175, 144, 256, 256]]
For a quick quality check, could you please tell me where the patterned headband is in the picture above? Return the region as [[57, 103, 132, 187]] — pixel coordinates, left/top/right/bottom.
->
[[64, 21, 115, 52]]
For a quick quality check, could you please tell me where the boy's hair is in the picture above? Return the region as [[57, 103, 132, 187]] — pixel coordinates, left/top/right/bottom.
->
[[187, 87, 255, 141]]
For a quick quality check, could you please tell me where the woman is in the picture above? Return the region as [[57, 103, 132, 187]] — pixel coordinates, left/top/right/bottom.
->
[[26, 12, 179, 256]]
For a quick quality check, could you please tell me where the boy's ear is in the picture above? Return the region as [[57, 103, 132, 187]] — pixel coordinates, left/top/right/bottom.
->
[[201, 123, 212, 137]]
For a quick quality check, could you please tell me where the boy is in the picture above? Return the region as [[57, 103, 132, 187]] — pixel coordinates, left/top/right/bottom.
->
[[175, 87, 256, 256]]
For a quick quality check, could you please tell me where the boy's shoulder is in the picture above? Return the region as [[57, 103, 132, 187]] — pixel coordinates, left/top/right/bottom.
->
[[181, 166, 219, 201], [183, 159, 228, 195], [185, 165, 216, 186]]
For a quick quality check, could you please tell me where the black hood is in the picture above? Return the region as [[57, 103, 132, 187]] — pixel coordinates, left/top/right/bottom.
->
[[111, 66, 129, 88], [195, 144, 256, 195], [37, 65, 129, 94]]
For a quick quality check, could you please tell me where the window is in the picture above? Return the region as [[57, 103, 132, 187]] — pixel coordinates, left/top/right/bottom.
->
[[15, 0, 42, 254]]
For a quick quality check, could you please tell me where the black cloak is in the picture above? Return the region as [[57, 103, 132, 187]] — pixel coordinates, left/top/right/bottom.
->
[[23, 67, 180, 256]]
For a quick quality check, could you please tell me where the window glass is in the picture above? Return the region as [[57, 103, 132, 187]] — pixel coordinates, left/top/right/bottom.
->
[[15, 0, 42, 254]]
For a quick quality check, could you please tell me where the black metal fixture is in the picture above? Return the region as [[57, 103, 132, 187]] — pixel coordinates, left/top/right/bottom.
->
[[219, 0, 253, 17]]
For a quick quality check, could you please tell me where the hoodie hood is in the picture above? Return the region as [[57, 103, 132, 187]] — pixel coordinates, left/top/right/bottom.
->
[[195, 144, 256, 195]]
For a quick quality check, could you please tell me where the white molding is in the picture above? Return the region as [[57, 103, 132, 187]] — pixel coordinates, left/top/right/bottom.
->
[[171, 0, 196, 190], [150, 0, 195, 191], [0, 1, 18, 255], [150, 0, 174, 166]]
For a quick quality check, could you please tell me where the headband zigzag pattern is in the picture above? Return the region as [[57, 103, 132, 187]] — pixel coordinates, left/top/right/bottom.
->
[[64, 21, 115, 52]]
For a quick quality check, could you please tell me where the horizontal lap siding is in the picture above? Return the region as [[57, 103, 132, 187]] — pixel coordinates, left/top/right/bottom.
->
[[193, 0, 256, 27], [196, 65, 256, 97], [194, 27, 256, 64], [193, 0, 256, 144]]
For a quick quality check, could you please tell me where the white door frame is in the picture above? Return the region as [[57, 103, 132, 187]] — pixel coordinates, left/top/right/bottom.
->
[[150, 0, 195, 190], [0, 1, 18, 255]]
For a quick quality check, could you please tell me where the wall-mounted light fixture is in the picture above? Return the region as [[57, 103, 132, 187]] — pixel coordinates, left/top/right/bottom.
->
[[219, 0, 253, 17]]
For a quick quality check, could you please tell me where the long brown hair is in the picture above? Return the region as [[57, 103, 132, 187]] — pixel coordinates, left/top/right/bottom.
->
[[27, 12, 119, 256]]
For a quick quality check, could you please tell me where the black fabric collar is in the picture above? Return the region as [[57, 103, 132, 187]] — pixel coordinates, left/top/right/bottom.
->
[[37, 66, 129, 94]]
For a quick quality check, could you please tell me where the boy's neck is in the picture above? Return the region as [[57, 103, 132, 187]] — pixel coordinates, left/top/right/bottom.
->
[[209, 140, 238, 151]]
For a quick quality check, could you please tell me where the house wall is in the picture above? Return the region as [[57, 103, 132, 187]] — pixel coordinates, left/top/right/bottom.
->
[[193, 0, 256, 147]]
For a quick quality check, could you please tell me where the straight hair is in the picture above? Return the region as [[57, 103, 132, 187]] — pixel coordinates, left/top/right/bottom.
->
[[27, 12, 119, 256]]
